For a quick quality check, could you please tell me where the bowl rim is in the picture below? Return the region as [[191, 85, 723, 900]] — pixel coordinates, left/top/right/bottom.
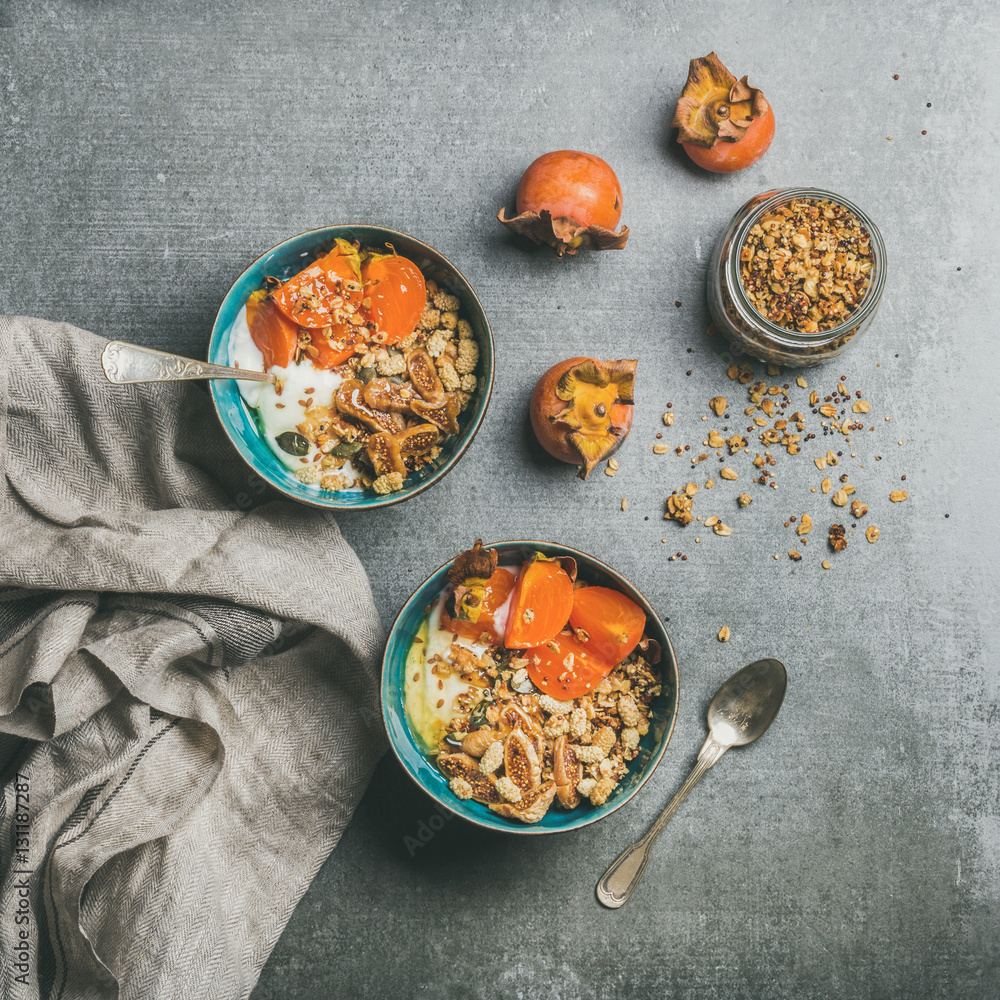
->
[[207, 224, 495, 510], [381, 539, 680, 835]]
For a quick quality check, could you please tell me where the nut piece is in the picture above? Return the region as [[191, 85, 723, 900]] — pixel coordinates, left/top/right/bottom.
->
[[796, 514, 813, 536], [851, 500, 868, 518], [663, 412, 675, 426], [717, 626, 730, 642], [710, 395, 728, 417], [828, 524, 847, 552], [720, 467, 739, 481], [822, 559, 832, 569], [737, 493, 753, 507], [866, 525, 881, 543], [890, 490, 908, 502], [832, 489, 849, 507]]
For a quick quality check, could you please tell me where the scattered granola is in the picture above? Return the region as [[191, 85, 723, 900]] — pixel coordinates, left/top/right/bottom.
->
[[828, 524, 847, 551]]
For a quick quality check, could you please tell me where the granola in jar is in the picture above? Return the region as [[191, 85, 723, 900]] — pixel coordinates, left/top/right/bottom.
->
[[707, 188, 886, 367]]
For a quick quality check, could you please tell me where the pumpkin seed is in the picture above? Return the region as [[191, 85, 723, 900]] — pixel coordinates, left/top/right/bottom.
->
[[331, 441, 362, 457], [276, 431, 310, 456]]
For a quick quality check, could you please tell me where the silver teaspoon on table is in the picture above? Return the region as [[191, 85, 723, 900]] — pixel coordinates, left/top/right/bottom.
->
[[101, 340, 276, 385], [596, 657, 787, 909]]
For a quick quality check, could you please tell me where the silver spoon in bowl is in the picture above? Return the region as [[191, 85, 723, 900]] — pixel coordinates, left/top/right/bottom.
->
[[101, 340, 276, 385], [596, 657, 787, 909]]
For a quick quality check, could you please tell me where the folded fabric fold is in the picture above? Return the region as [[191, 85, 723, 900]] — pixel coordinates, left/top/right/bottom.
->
[[0, 317, 386, 1000]]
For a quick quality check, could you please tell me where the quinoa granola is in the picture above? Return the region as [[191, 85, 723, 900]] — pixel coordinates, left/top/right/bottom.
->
[[433, 636, 662, 822], [283, 271, 481, 494], [740, 198, 874, 334]]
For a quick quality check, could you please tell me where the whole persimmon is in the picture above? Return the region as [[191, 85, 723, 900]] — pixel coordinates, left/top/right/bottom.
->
[[530, 357, 637, 479], [498, 150, 629, 256], [673, 52, 773, 174]]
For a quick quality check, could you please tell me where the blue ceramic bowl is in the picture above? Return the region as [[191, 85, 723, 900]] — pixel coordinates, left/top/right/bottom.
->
[[382, 541, 679, 835], [208, 225, 494, 509]]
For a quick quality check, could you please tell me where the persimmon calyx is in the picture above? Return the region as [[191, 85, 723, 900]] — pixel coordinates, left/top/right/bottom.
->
[[551, 359, 637, 479], [672, 52, 770, 148], [525, 550, 578, 583], [498, 207, 629, 258], [447, 539, 499, 623], [331, 238, 365, 281]]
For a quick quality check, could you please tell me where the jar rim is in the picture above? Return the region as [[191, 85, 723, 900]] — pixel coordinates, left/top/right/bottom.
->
[[725, 187, 887, 346]]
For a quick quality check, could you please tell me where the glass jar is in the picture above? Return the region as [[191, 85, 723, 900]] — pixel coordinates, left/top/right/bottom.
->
[[707, 187, 886, 367]]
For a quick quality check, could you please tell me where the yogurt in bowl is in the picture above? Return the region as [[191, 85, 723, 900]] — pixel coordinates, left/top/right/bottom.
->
[[383, 540, 679, 834], [208, 226, 494, 510]]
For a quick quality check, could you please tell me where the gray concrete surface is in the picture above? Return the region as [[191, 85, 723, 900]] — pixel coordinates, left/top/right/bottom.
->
[[2, 1, 998, 997]]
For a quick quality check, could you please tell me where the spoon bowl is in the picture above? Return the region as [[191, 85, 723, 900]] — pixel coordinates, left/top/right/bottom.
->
[[707, 657, 787, 748]]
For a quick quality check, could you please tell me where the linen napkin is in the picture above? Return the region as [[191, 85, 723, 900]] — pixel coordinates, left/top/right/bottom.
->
[[0, 316, 386, 1000]]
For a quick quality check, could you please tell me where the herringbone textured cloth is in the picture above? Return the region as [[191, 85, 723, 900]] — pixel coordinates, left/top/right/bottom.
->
[[0, 317, 386, 999]]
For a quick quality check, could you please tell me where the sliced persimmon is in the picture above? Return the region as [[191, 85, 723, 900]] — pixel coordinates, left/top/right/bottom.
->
[[504, 555, 574, 649], [441, 567, 516, 644], [307, 326, 367, 370], [246, 290, 299, 370], [568, 586, 646, 668], [362, 253, 426, 344], [525, 631, 613, 699], [272, 240, 364, 329]]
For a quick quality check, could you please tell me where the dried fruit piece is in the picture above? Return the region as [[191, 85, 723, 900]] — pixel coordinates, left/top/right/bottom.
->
[[552, 737, 583, 809], [530, 358, 637, 479], [437, 753, 501, 804], [410, 394, 461, 435], [407, 348, 445, 404], [366, 432, 405, 477], [335, 379, 403, 434], [397, 423, 441, 457], [489, 780, 556, 824], [362, 377, 414, 413], [672, 52, 773, 173], [498, 150, 629, 256], [503, 729, 541, 795]]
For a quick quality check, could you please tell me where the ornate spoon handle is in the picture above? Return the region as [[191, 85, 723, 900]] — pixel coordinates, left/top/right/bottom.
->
[[101, 340, 275, 384], [596, 736, 729, 909]]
